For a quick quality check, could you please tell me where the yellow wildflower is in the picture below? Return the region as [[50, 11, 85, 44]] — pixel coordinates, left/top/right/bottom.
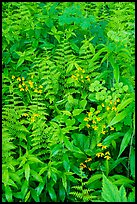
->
[[106, 106, 110, 111], [33, 113, 39, 117], [78, 67, 82, 71], [28, 80, 33, 88], [96, 152, 104, 158], [31, 117, 35, 123], [84, 117, 89, 122], [22, 77, 25, 81], [93, 126, 98, 130], [88, 167, 92, 171], [101, 103, 105, 107], [20, 88, 24, 91], [110, 127, 114, 131], [102, 124, 106, 128], [104, 155, 111, 160], [97, 143, 102, 147], [22, 113, 29, 117], [38, 90, 42, 94], [80, 163, 86, 168], [102, 145, 107, 150], [82, 69, 85, 73], [17, 77, 21, 81], [86, 76, 90, 81], [101, 130, 106, 135], [114, 101, 117, 105], [110, 100, 112, 104], [71, 75, 75, 79], [96, 117, 101, 121], [80, 75, 83, 79], [105, 151, 110, 155], [25, 86, 28, 91], [12, 75, 15, 80], [81, 80, 84, 83], [114, 107, 117, 111], [117, 98, 120, 102], [34, 89, 38, 93], [22, 82, 25, 86], [96, 110, 100, 114], [19, 84, 22, 88], [112, 106, 117, 111], [86, 124, 90, 128], [87, 158, 92, 162], [92, 120, 96, 124], [87, 111, 92, 117]]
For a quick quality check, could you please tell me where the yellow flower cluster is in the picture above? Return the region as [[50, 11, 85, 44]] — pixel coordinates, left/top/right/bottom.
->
[[22, 113, 29, 117], [30, 113, 39, 123], [71, 66, 90, 83], [96, 143, 111, 160], [12, 75, 43, 94], [79, 157, 92, 171]]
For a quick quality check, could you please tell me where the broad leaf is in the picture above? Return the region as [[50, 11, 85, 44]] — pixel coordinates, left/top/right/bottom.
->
[[102, 174, 120, 202], [118, 129, 132, 158], [5, 185, 13, 202], [25, 163, 30, 181], [72, 109, 83, 116], [107, 109, 128, 127]]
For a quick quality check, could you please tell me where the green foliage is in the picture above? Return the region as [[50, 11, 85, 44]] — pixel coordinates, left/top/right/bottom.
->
[[2, 2, 135, 202]]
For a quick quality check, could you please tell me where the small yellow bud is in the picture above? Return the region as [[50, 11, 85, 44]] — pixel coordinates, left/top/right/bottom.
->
[[12, 75, 15, 80]]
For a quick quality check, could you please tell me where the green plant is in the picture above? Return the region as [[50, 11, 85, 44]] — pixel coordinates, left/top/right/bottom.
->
[[2, 2, 135, 202]]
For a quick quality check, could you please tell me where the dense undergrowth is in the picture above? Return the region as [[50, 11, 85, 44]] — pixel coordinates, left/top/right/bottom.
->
[[2, 2, 135, 202]]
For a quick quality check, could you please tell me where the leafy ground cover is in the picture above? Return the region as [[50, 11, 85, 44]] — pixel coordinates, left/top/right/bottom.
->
[[2, 2, 135, 202]]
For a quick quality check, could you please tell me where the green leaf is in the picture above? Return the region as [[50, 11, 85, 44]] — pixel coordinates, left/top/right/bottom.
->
[[5, 185, 13, 202], [24, 191, 30, 202], [62, 110, 71, 116], [2, 169, 9, 184], [51, 144, 62, 157], [109, 157, 127, 173], [119, 185, 127, 202], [28, 155, 43, 164], [35, 183, 45, 197], [47, 186, 57, 202], [62, 174, 67, 191], [59, 183, 66, 202], [66, 62, 74, 73], [79, 99, 87, 109], [72, 109, 83, 116], [118, 129, 132, 158], [31, 170, 43, 183], [64, 136, 73, 151], [39, 166, 48, 176], [117, 98, 133, 112], [25, 163, 30, 181], [109, 56, 119, 83], [63, 153, 70, 172], [102, 174, 120, 202], [87, 174, 102, 185], [107, 109, 128, 127], [102, 132, 123, 146], [21, 180, 28, 199], [130, 147, 135, 179], [30, 188, 40, 202], [90, 47, 107, 64], [128, 188, 135, 202], [65, 118, 75, 126], [16, 57, 24, 68]]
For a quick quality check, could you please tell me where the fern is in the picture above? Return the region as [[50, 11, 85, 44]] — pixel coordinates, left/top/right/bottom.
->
[[69, 169, 97, 202]]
